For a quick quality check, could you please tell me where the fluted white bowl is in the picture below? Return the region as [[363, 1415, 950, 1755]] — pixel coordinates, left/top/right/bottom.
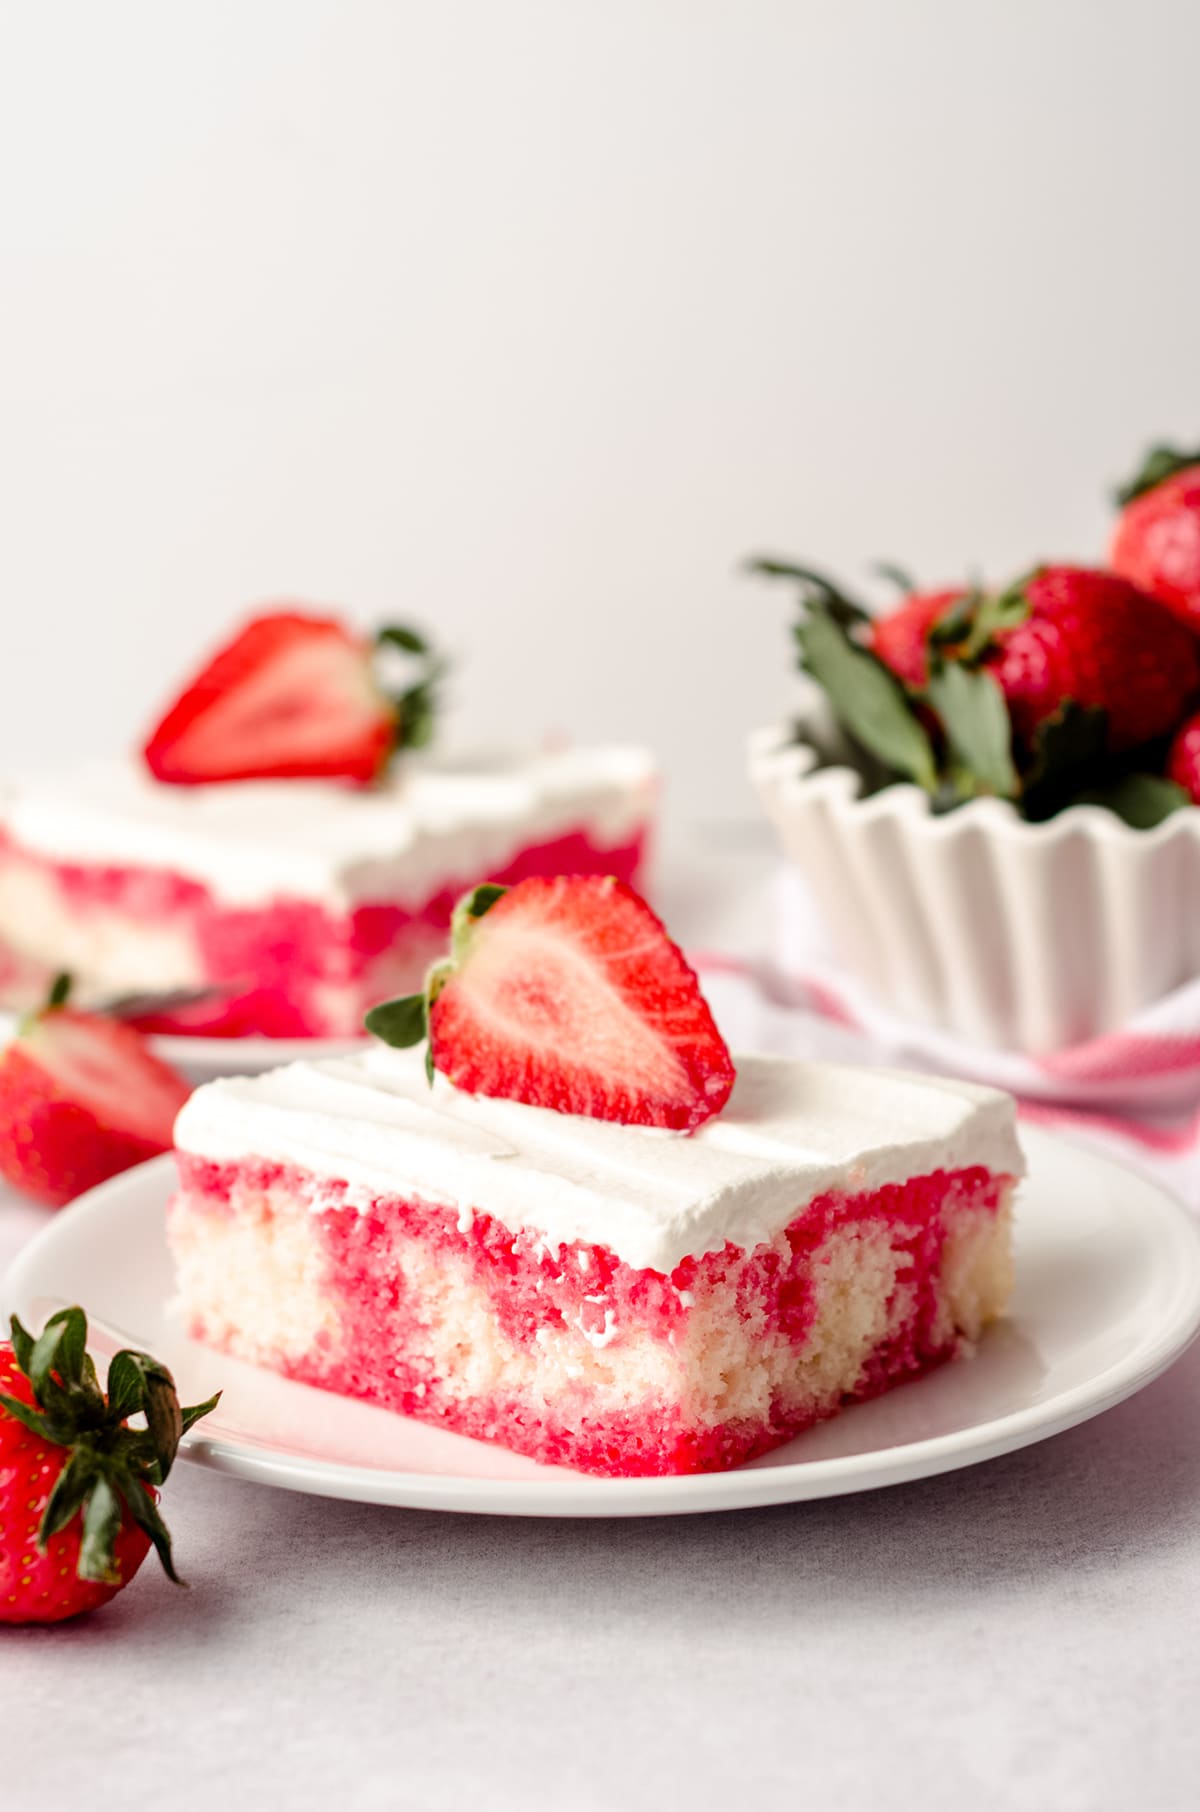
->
[[749, 721, 1200, 1055]]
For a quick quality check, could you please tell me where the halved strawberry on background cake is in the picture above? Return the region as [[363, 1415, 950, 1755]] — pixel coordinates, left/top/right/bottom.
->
[[0, 610, 656, 1039], [168, 874, 1022, 1478]]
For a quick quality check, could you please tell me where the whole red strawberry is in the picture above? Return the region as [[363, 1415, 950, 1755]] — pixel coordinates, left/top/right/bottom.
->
[[985, 566, 1200, 754], [1110, 446, 1200, 632], [0, 977, 190, 1207], [366, 875, 736, 1132], [1167, 711, 1200, 804], [869, 587, 969, 687], [0, 1305, 218, 1623]]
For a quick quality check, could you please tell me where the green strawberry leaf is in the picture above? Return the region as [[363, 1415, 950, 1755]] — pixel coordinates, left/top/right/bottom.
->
[[0, 1388, 54, 1441], [364, 993, 428, 1048], [363, 884, 505, 1085], [78, 1476, 123, 1586], [927, 593, 978, 652], [377, 623, 430, 656], [1074, 774, 1191, 829], [29, 1308, 86, 1404], [40, 1449, 98, 1543], [46, 971, 72, 1010], [1114, 443, 1200, 508], [397, 681, 437, 750], [396, 659, 449, 753], [957, 581, 1032, 664], [748, 557, 872, 627], [796, 607, 938, 790], [374, 628, 446, 754], [871, 560, 918, 596], [106, 1349, 149, 1424], [460, 883, 507, 922], [139, 1360, 186, 1482], [929, 775, 970, 815], [8, 1312, 34, 1374], [924, 664, 1019, 799], [117, 1472, 182, 1586], [180, 1392, 222, 1436]]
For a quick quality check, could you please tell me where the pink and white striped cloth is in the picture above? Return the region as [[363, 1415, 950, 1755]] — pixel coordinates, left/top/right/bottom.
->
[[692, 870, 1200, 1212]]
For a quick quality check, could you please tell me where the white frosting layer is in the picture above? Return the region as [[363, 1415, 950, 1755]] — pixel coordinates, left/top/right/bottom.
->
[[0, 746, 655, 908], [174, 1049, 1024, 1273]]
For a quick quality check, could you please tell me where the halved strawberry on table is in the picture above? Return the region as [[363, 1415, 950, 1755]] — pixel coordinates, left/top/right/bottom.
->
[[1, 1305, 218, 1623], [0, 977, 190, 1207], [366, 874, 736, 1132], [142, 609, 442, 786]]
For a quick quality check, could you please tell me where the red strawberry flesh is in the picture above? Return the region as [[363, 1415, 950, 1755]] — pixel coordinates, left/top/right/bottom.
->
[[143, 610, 395, 786], [869, 587, 967, 688], [428, 876, 735, 1131], [988, 566, 1199, 753]]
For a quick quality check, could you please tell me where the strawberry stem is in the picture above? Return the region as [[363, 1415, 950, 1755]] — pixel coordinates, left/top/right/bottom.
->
[[1114, 443, 1200, 508], [46, 972, 72, 1010], [375, 624, 447, 753], [871, 560, 918, 596], [363, 993, 428, 1049], [365, 884, 512, 1085], [746, 556, 872, 627], [1, 1307, 219, 1588]]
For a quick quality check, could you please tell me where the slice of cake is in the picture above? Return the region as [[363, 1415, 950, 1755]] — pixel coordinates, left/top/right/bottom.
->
[[0, 749, 654, 1038], [0, 610, 654, 1037], [167, 875, 1020, 1477], [169, 1049, 1018, 1477]]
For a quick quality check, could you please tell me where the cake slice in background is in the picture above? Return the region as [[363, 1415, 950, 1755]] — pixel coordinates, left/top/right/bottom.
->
[[0, 748, 654, 1038], [167, 874, 1021, 1478], [0, 609, 656, 1038]]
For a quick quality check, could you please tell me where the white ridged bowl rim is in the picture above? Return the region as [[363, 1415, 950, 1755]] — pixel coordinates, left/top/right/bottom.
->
[[749, 722, 1200, 851]]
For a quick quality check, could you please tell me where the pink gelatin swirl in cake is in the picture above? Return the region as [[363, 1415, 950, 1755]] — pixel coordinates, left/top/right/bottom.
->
[[167, 1144, 1016, 1478]]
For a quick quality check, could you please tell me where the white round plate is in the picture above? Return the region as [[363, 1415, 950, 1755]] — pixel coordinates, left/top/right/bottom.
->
[[6, 1128, 1200, 1517]]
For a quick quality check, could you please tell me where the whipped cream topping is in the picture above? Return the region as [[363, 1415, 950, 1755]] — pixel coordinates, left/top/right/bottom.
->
[[174, 1049, 1024, 1273], [0, 746, 655, 907]]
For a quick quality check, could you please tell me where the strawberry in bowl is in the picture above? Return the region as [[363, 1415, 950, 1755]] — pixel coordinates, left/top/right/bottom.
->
[[748, 506, 1200, 1054], [1110, 443, 1200, 632]]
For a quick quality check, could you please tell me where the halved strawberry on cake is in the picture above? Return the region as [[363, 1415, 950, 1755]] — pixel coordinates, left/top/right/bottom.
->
[[167, 875, 1022, 1477], [0, 612, 655, 1038]]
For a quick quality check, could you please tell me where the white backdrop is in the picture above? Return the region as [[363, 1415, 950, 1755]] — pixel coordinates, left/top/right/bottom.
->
[[1, 0, 1196, 822]]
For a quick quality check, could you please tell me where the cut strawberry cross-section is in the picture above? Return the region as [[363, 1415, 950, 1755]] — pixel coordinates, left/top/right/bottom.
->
[[366, 875, 736, 1132], [142, 609, 442, 787], [0, 979, 191, 1207]]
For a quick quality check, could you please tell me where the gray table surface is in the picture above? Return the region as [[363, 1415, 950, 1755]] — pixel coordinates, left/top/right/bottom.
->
[[4, 837, 1199, 1810]]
